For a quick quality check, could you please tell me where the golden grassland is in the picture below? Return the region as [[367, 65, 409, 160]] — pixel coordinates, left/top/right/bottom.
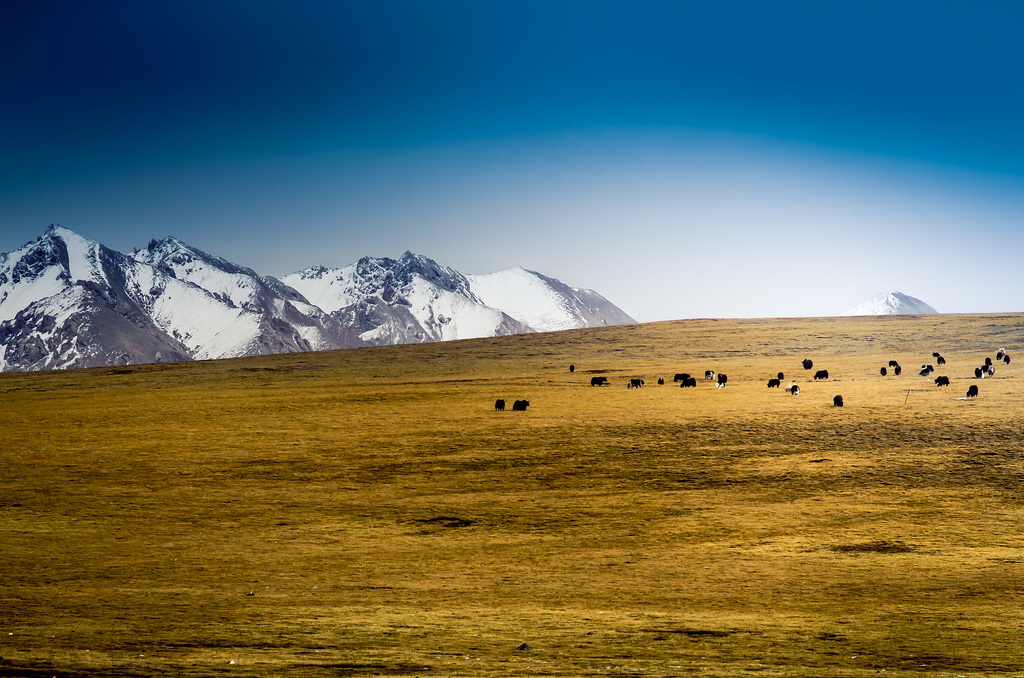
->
[[2, 313, 1024, 677]]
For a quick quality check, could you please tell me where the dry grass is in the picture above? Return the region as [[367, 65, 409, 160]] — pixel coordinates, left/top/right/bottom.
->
[[2, 313, 1024, 677]]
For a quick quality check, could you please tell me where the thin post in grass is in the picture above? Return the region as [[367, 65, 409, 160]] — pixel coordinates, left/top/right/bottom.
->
[[903, 389, 925, 405]]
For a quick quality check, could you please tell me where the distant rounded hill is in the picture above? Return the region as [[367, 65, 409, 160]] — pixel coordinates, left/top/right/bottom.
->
[[839, 291, 938, 316]]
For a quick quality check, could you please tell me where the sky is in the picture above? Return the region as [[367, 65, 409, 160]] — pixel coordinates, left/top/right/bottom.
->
[[2, 0, 1023, 322]]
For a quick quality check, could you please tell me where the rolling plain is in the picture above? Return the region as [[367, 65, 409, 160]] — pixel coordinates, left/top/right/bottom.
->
[[2, 313, 1023, 677]]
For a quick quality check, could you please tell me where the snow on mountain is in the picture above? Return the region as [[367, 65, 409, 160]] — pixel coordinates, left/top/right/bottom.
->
[[467, 267, 636, 332], [122, 260, 264, 360], [282, 252, 532, 345], [0, 226, 192, 370], [0, 240, 69, 323], [132, 237, 364, 354], [1, 228, 634, 371], [0, 226, 367, 371], [839, 291, 938, 316]]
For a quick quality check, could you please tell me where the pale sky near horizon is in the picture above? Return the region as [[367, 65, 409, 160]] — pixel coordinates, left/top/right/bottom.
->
[[2, 1, 1023, 322]]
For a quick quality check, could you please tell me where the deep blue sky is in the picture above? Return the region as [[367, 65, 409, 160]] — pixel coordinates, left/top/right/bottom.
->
[[3, 1, 1023, 320]]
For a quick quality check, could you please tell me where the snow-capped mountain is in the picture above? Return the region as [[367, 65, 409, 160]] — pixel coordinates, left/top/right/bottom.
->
[[282, 252, 635, 346], [0, 227, 635, 371], [0, 226, 365, 371], [131, 236, 363, 356], [282, 253, 538, 345], [467, 267, 636, 333], [839, 291, 938, 316], [0, 227, 191, 371]]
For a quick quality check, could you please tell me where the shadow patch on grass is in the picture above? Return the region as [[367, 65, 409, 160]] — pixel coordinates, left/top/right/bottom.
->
[[638, 628, 732, 638], [829, 541, 916, 554], [417, 516, 476, 528]]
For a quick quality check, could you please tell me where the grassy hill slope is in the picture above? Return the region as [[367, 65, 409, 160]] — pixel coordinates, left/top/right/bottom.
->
[[2, 314, 1023, 677]]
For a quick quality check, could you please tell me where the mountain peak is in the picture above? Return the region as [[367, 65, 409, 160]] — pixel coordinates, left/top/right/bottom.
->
[[134, 236, 261, 282], [143, 235, 186, 252], [0, 225, 118, 313], [839, 291, 938, 316]]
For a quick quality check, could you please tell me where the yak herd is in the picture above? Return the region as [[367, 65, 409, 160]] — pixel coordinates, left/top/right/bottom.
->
[[493, 347, 1012, 411]]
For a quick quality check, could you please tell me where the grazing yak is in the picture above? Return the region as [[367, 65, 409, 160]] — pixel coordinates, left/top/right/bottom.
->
[[657, 377, 664, 385], [511, 399, 530, 411], [880, 367, 887, 376], [966, 385, 979, 398], [894, 364, 902, 376], [591, 376, 609, 386], [937, 355, 946, 365], [935, 376, 950, 386], [985, 357, 993, 367], [767, 378, 781, 388], [680, 377, 697, 388], [1005, 355, 1011, 364], [777, 372, 785, 380], [673, 373, 690, 382], [986, 365, 995, 376], [975, 367, 984, 379], [919, 364, 934, 376], [786, 384, 800, 396], [997, 349, 1005, 361], [569, 364, 575, 373], [705, 370, 716, 380], [833, 395, 843, 407], [814, 370, 829, 380], [627, 378, 644, 389], [802, 359, 814, 370], [716, 373, 728, 388], [889, 360, 900, 367], [495, 399, 505, 411]]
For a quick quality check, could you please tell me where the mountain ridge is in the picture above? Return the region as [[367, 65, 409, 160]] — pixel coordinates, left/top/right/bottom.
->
[[0, 227, 635, 370], [278, 251, 627, 346]]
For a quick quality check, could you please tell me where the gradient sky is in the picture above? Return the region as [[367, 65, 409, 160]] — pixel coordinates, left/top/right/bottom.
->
[[2, 1, 1023, 321]]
